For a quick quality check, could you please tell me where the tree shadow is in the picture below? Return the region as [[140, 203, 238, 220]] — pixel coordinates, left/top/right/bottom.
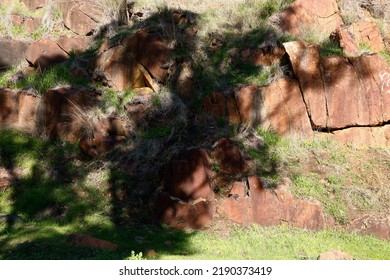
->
[[1, 1, 385, 260]]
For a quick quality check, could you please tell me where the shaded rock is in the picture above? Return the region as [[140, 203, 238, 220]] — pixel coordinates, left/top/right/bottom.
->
[[125, 29, 171, 83], [176, 60, 195, 97], [124, 93, 153, 126], [162, 149, 213, 202], [79, 117, 128, 158], [68, 233, 118, 250], [95, 44, 148, 91], [144, 249, 157, 258], [272, 0, 343, 37], [62, 0, 103, 35], [25, 39, 68, 70], [0, 40, 28, 72], [0, 88, 40, 132], [155, 191, 215, 230], [41, 87, 102, 143], [226, 84, 259, 125], [211, 138, 248, 175], [56, 37, 93, 54], [332, 125, 390, 147], [350, 212, 390, 240], [203, 91, 226, 121], [317, 249, 354, 260], [219, 176, 325, 230]]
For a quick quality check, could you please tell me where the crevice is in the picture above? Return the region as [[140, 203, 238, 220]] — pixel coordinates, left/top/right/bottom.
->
[[284, 52, 317, 131], [315, 120, 390, 133], [319, 60, 330, 129]]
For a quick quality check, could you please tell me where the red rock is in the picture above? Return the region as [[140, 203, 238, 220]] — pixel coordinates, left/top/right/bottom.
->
[[332, 126, 390, 147], [350, 213, 390, 240], [211, 138, 248, 174], [285, 41, 390, 130], [20, 0, 46, 10], [176, 60, 195, 97], [260, 77, 313, 135], [229, 181, 247, 198], [227, 84, 259, 125], [62, 0, 103, 35], [0, 89, 39, 131], [56, 37, 93, 54], [317, 250, 354, 260], [348, 19, 385, 52], [240, 45, 285, 66], [24, 17, 41, 34], [95, 44, 147, 91], [68, 233, 118, 250], [41, 87, 101, 143], [125, 29, 171, 83], [330, 27, 360, 56], [0, 40, 28, 72], [284, 41, 327, 128], [25, 39, 69, 70], [272, 0, 343, 37], [220, 176, 325, 230], [203, 91, 226, 120], [79, 117, 128, 157], [162, 149, 213, 202], [155, 191, 215, 230]]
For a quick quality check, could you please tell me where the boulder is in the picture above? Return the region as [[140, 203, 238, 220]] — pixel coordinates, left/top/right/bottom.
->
[[124, 29, 171, 83], [272, 0, 343, 37], [24, 17, 42, 34], [349, 212, 390, 240], [317, 249, 354, 260], [219, 176, 325, 230], [203, 91, 226, 121], [25, 39, 69, 70], [211, 138, 248, 175], [62, 0, 103, 35], [41, 87, 102, 143], [68, 233, 118, 250], [0, 40, 28, 72]]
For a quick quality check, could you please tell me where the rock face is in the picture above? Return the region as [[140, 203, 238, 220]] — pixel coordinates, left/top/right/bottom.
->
[[332, 126, 390, 147], [0, 40, 28, 72], [350, 213, 390, 240], [62, 0, 103, 35], [156, 149, 215, 229], [20, 0, 46, 10], [272, 0, 343, 37], [219, 177, 325, 230], [284, 41, 390, 130], [203, 78, 313, 135]]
